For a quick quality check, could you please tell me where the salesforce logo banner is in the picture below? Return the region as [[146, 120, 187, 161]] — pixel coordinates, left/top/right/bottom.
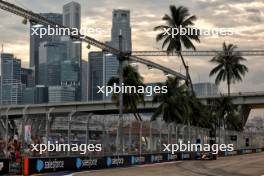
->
[[146, 154, 164, 163], [181, 153, 191, 160], [256, 148, 263, 153], [167, 153, 178, 161], [242, 149, 252, 154], [76, 158, 99, 170], [130, 156, 146, 165], [29, 157, 72, 174], [105, 156, 130, 168]]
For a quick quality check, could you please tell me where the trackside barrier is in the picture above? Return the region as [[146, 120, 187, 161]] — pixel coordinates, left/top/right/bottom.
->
[[0, 147, 257, 175], [221, 148, 264, 156], [23, 153, 179, 175]]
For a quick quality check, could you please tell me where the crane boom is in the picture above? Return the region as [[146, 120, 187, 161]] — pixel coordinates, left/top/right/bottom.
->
[[0, 0, 187, 79]]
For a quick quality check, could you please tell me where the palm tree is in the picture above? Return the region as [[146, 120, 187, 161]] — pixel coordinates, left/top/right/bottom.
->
[[151, 77, 189, 124], [154, 5, 200, 92], [210, 42, 248, 96], [152, 76, 213, 142], [108, 65, 145, 121], [213, 95, 242, 144], [188, 93, 212, 128]]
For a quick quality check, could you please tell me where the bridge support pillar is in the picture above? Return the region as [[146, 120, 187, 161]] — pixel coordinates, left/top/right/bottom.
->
[[239, 105, 251, 127]]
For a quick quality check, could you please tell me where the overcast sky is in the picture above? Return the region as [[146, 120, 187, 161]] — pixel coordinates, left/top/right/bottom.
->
[[0, 0, 264, 114]]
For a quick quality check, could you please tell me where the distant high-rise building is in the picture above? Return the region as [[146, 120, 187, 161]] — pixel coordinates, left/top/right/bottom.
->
[[88, 52, 104, 101], [63, 1, 82, 101], [30, 13, 63, 84], [111, 9, 132, 52], [38, 41, 67, 86], [63, 1, 81, 29], [21, 68, 34, 88], [103, 53, 119, 100], [0, 53, 23, 105], [82, 60, 88, 101], [61, 60, 79, 85], [193, 82, 218, 97], [49, 86, 75, 103], [23, 85, 48, 104]]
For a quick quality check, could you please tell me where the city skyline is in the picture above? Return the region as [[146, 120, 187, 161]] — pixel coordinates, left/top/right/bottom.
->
[[0, 0, 263, 94]]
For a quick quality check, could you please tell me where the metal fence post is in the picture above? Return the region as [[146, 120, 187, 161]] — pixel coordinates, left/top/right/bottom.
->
[[175, 124, 178, 144], [139, 121, 142, 156], [67, 110, 76, 156], [159, 122, 162, 151], [149, 121, 152, 153], [86, 114, 92, 156], [5, 106, 12, 154], [128, 121, 132, 154], [46, 108, 55, 157], [167, 124, 170, 145], [22, 105, 31, 155]]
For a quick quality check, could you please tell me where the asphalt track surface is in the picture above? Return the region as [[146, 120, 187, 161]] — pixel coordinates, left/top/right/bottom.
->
[[73, 152, 264, 176]]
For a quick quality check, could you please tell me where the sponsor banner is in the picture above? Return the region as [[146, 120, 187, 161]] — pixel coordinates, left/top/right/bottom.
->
[[256, 148, 263, 153], [242, 149, 252, 154], [145, 154, 165, 163], [104, 156, 130, 168], [0, 159, 9, 175], [166, 153, 178, 161], [75, 157, 104, 170], [28, 157, 70, 174], [130, 155, 146, 165], [225, 150, 238, 156], [181, 152, 191, 160], [29, 154, 175, 174]]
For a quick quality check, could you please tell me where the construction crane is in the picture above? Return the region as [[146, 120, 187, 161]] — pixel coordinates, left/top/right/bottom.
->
[[0, 0, 186, 79], [1, 0, 263, 78], [132, 50, 264, 57]]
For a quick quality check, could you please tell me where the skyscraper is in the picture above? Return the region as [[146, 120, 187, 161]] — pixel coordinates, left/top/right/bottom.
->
[[63, 1, 82, 100], [111, 9, 132, 52], [82, 60, 88, 101], [23, 86, 48, 104], [88, 52, 104, 101], [30, 13, 63, 84], [63, 2, 81, 62], [38, 41, 67, 86], [21, 68, 34, 88], [88, 9, 132, 101], [49, 86, 75, 103], [0, 53, 23, 105], [103, 53, 119, 100]]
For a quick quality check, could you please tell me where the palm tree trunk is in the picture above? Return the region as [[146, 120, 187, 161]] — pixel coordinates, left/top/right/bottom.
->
[[227, 74, 231, 97], [179, 53, 193, 142], [179, 53, 194, 94], [228, 82, 230, 97]]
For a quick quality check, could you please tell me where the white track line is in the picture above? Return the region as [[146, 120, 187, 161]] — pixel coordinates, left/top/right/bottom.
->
[[72, 161, 183, 175]]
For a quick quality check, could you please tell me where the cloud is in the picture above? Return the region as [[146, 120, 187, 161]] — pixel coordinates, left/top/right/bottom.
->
[[0, 0, 263, 95]]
